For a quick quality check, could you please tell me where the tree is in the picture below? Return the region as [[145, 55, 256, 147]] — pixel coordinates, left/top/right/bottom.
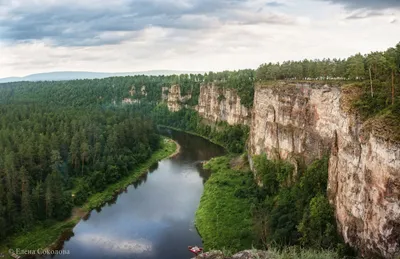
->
[[50, 150, 63, 174], [298, 194, 337, 249], [70, 133, 80, 171], [346, 54, 365, 81], [45, 175, 54, 219], [80, 142, 89, 175], [0, 181, 7, 239], [385, 48, 397, 105], [20, 167, 33, 227], [32, 182, 45, 220], [365, 52, 386, 97]]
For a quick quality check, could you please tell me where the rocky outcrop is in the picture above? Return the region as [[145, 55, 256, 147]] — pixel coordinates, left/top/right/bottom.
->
[[196, 83, 250, 125], [248, 82, 400, 258], [166, 85, 192, 112], [129, 86, 135, 96], [122, 98, 140, 105], [141, 86, 147, 96], [164, 83, 249, 125], [167, 85, 183, 112]]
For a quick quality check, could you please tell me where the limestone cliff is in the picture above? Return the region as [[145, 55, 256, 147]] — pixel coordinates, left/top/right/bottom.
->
[[166, 85, 190, 112], [165, 83, 250, 126], [249, 82, 400, 258], [196, 83, 250, 125]]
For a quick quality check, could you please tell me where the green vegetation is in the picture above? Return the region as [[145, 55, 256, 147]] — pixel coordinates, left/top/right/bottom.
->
[[196, 156, 256, 251], [2, 219, 78, 253], [252, 155, 342, 250], [212, 69, 255, 108], [0, 104, 160, 240], [152, 104, 249, 153], [267, 247, 340, 259], [83, 138, 176, 210], [0, 138, 176, 256], [196, 155, 354, 257]]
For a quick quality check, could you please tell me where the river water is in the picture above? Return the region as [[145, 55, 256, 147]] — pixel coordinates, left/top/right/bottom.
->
[[53, 129, 225, 259]]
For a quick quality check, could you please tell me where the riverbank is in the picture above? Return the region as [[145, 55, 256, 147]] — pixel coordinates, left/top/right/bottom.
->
[[0, 137, 178, 259], [168, 137, 181, 158], [195, 156, 256, 253]]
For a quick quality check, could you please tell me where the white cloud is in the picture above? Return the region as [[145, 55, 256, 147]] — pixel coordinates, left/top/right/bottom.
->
[[0, 0, 399, 77]]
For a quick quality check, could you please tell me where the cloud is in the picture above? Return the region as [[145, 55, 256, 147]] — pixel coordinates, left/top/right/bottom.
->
[[346, 10, 385, 19], [0, 0, 295, 47], [266, 1, 285, 7], [320, 0, 400, 10], [1, 0, 399, 78]]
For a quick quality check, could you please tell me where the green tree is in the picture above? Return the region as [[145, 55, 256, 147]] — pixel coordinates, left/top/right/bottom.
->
[[20, 167, 33, 227], [346, 54, 365, 80], [385, 48, 398, 105], [298, 194, 337, 249]]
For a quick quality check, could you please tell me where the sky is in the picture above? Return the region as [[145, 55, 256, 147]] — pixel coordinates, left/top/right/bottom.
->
[[0, 0, 399, 78]]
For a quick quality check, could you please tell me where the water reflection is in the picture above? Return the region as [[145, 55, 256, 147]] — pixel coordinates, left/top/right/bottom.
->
[[52, 130, 225, 259]]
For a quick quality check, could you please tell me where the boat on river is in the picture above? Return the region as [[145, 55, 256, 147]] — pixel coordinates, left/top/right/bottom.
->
[[188, 246, 203, 255]]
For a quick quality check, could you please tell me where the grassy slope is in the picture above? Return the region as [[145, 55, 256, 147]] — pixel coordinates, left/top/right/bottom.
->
[[0, 138, 177, 258], [195, 156, 256, 253]]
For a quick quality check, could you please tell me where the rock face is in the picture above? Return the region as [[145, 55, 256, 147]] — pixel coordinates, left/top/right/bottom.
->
[[196, 83, 250, 125], [166, 85, 192, 112], [141, 86, 148, 96], [249, 82, 400, 258], [129, 86, 135, 96], [167, 85, 183, 112]]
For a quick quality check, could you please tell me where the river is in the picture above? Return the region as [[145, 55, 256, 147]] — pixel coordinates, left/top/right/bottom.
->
[[52, 129, 225, 259]]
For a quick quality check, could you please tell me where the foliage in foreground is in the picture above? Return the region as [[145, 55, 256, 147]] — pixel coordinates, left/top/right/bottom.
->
[[252, 155, 341, 250], [196, 155, 354, 257], [196, 156, 257, 252]]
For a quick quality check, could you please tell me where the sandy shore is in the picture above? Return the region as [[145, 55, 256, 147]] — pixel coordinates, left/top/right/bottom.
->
[[168, 139, 181, 158]]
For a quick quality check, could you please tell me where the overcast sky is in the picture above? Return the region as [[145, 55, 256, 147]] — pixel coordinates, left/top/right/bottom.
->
[[0, 0, 399, 77]]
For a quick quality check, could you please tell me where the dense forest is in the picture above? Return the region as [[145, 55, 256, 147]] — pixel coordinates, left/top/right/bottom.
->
[[0, 103, 160, 241]]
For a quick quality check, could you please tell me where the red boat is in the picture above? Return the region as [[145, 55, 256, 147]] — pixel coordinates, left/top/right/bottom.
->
[[188, 246, 203, 255]]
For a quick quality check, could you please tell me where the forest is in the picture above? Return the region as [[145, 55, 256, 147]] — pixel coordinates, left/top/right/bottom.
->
[[0, 103, 160, 241]]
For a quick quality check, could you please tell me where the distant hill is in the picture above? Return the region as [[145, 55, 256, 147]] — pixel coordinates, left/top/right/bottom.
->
[[0, 70, 206, 83]]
